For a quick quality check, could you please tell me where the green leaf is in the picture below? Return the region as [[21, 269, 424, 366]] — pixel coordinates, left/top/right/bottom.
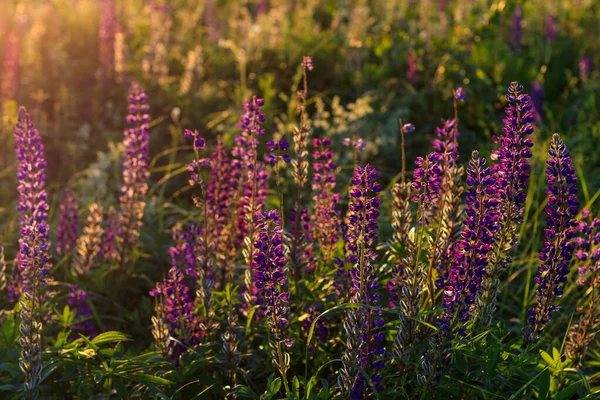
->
[[554, 381, 583, 400], [126, 373, 173, 386], [233, 384, 260, 399], [537, 369, 550, 400], [91, 331, 131, 346], [540, 350, 554, 366]]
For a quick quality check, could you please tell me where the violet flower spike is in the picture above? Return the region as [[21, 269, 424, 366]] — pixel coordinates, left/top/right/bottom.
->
[[13, 106, 50, 398], [117, 81, 150, 260], [56, 189, 79, 257], [340, 164, 384, 398], [524, 134, 578, 345]]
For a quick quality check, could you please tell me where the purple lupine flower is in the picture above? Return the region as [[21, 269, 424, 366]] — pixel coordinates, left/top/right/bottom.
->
[[474, 82, 535, 327], [340, 164, 384, 398], [56, 189, 78, 256], [13, 107, 50, 397], [342, 137, 366, 151], [311, 137, 341, 265], [530, 80, 543, 126], [411, 152, 443, 224], [252, 210, 291, 342], [14, 107, 50, 294], [0, 31, 20, 101], [510, 4, 523, 52], [68, 285, 97, 338], [98, 0, 116, 79], [491, 81, 534, 229], [454, 87, 466, 101], [439, 151, 500, 333], [524, 134, 579, 344], [406, 48, 419, 85], [117, 82, 150, 259], [574, 209, 600, 282], [579, 57, 592, 81], [265, 137, 291, 164], [545, 14, 558, 42], [169, 223, 203, 279], [184, 129, 211, 188], [150, 267, 204, 360], [234, 97, 269, 308], [432, 119, 459, 162]]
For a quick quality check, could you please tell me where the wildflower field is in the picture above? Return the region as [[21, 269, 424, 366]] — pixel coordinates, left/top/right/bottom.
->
[[1, 0, 600, 399]]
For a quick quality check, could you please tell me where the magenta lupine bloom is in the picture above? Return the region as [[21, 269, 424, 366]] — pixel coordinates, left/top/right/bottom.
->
[[433, 118, 459, 161], [13, 107, 50, 295], [545, 14, 558, 42], [184, 129, 211, 188], [311, 137, 341, 264], [440, 151, 500, 333], [252, 210, 291, 345], [411, 152, 443, 224], [301, 56, 314, 71], [579, 57, 592, 80], [525, 134, 579, 344], [150, 267, 204, 360], [491, 81, 534, 253], [117, 81, 150, 257], [56, 189, 79, 257], [340, 164, 384, 398], [454, 87, 466, 101], [1, 31, 20, 101], [68, 285, 97, 338], [98, 0, 116, 78]]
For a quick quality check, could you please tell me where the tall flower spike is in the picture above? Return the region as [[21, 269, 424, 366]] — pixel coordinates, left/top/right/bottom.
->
[[14, 107, 50, 399], [150, 267, 204, 361], [476, 81, 534, 327], [421, 151, 500, 383], [440, 151, 500, 332], [411, 152, 443, 225], [339, 164, 384, 398], [73, 202, 105, 275], [252, 210, 292, 391], [565, 210, 600, 366], [524, 134, 578, 345], [56, 189, 79, 257], [310, 137, 341, 267], [117, 81, 150, 261], [234, 96, 269, 308]]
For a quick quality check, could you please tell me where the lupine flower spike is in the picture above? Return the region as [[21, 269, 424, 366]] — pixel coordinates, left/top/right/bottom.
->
[[116, 81, 150, 262], [56, 189, 79, 257], [68, 285, 97, 338], [476, 81, 534, 327], [421, 151, 500, 382], [566, 210, 600, 366], [339, 164, 384, 398], [14, 107, 50, 399], [524, 133, 578, 345], [253, 210, 292, 394], [288, 56, 314, 285]]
